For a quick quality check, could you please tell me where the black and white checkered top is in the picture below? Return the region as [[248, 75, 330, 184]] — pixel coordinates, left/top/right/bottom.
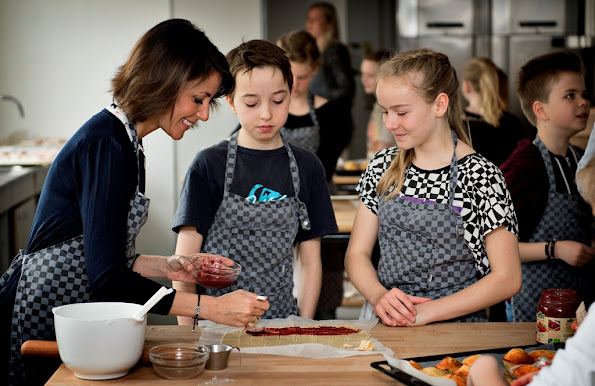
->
[[356, 147, 519, 275]]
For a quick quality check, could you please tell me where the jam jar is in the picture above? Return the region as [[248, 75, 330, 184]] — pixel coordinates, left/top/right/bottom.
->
[[536, 288, 581, 344]]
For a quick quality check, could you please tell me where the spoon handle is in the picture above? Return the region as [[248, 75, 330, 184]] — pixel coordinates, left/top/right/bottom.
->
[[133, 286, 174, 320]]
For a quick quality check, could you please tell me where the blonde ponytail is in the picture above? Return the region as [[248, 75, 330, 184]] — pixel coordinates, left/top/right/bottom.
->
[[376, 48, 470, 200], [463, 57, 506, 127]]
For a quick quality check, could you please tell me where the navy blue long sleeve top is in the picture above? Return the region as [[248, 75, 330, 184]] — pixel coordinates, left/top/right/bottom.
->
[[25, 109, 174, 313]]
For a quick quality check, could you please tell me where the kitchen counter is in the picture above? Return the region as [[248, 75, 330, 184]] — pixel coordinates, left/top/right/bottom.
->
[[331, 195, 359, 234], [0, 165, 49, 270], [47, 322, 536, 385], [0, 165, 48, 214]]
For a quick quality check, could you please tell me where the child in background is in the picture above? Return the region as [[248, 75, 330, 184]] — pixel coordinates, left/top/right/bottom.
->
[[461, 57, 523, 167], [501, 51, 594, 322], [344, 48, 521, 326], [172, 40, 338, 322], [467, 157, 595, 386], [277, 29, 351, 185], [360, 49, 395, 158]]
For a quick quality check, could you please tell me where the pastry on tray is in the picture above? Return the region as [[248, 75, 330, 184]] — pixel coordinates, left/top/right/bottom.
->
[[462, 354, 482, 365], [408, 360, 423, 371], [435, 356, 463, 372], [420, 367, 449, 377], [528, 349, 555, 362], [442, 373, 466, 386], [502, 348, 535, 369], [453, 363, 470, 377]]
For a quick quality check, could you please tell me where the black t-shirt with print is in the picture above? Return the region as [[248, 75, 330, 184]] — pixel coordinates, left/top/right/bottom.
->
[[173, 140, 338, 243]]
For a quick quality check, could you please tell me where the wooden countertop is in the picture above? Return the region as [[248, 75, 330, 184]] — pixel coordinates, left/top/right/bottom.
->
[[331, 196, 359, 234], [47, 322, 536, 385]]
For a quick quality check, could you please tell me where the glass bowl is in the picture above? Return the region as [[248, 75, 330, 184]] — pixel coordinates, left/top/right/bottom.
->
[[149, 344, 210, 380], [192, 260, 242, 289]]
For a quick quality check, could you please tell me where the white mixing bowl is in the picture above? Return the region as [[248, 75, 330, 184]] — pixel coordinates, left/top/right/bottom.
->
[[52, 302, 147, 380]]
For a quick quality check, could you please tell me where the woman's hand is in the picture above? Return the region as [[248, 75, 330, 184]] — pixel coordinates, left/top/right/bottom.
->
[[204, 290, 270, 327], [373, 288, 431, 326], [555, 240, 594, 267], [165, 253, 233, 282]]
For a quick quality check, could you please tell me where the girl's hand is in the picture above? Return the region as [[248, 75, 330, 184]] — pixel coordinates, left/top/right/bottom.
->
[[555, 241, 594, 267], [165, 253, 232, 282], [374, 288, 431, 326]]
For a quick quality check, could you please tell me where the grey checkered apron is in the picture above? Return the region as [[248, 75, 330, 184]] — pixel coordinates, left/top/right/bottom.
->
[[2, 107, 150, 383], [280, 93, 320, 154], [201, 132, 311, 319], [360, 131, 487, 323], [510, 136, 592, 322]]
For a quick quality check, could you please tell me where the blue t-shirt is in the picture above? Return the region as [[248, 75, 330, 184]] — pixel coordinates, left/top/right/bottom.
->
[[172, 139, 338, 243]]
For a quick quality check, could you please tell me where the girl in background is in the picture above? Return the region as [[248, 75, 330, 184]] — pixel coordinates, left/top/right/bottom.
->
[[345, 49, 521, 326], [461, 57, 523, 167], [277, 30, 351, 185], [360, 49, 395, 158]]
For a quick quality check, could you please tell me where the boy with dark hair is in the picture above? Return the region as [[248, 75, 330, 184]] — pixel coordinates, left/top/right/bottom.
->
[[172, 40, 338, 322], [501, 50, 594, 322]]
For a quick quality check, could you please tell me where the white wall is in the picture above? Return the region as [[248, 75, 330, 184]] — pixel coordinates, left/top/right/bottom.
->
[[0, 0, 262, 256]]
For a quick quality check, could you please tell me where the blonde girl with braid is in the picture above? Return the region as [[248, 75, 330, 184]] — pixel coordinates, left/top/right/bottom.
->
[[462, 57, 523, 166], [345, 48, 521, 327]]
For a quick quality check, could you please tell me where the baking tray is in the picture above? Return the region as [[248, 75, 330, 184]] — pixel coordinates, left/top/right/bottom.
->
[[371, 343, 561, 385]]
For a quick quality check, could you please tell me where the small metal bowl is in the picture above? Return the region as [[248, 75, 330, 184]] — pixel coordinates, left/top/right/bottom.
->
[[149, 344, 210, 380]]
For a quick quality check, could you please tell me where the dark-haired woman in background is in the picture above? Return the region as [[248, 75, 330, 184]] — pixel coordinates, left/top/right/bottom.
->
[[0, 19, 269, 385]]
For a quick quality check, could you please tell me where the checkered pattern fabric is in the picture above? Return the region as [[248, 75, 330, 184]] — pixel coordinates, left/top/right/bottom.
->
[[280, 93, 321, 154], [125, 192, 150, 265], [358, 132, 488, 323], [511, 136, 593, 322], [7, 110, 150, 383], [202, 132, 311, 319], [357, 139, 518, 275]]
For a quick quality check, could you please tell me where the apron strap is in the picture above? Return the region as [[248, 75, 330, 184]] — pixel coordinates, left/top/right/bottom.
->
[[224, 132, 240, 194], [106, 104, 142, 194], [533, 135, 557, 191], [307, 92, 320, 129]]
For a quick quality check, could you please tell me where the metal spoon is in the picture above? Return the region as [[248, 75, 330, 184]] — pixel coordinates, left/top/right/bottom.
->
[[245, 295, 267, 332]]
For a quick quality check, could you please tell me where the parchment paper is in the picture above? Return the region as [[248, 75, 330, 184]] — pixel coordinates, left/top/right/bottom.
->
[[197, 315, 393, 359], [384, 354, 456, 386]]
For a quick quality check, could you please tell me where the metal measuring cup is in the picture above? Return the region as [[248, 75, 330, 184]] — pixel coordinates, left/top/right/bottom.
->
[[204, 344, 240, 370]]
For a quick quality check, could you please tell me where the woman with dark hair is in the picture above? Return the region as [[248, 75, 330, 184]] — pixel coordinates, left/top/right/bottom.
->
[[0, 19, 269, 385]]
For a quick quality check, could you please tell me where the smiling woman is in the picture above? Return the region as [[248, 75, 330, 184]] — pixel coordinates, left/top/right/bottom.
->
[[0, 19, 273, 386]]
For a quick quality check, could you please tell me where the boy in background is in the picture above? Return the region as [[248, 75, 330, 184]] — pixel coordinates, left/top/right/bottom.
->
[[501, 50, 594, 322], [172, 40, 338, 322]]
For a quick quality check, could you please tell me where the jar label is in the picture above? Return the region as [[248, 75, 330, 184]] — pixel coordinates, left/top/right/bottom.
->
[[536, 311, 575, 343]]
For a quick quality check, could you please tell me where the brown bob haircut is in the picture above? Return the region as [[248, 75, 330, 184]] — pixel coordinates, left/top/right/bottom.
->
[[277, 30, 320, 67], [226, 39, 293, 100], [517, 50, 585, 126], [110, 18, 233, 123]]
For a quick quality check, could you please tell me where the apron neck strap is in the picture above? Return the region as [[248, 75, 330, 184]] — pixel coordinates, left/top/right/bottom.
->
[[533, 135, 557, 190]]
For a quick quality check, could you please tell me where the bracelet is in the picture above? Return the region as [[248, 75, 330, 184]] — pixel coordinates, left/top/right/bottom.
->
[[192, 288, 202, 332], [550, 239, 557, 261], [545, 239, 557, 263]]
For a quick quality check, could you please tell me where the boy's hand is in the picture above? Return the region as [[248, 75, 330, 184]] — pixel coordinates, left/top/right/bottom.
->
[[555, 240, 594, 267]]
